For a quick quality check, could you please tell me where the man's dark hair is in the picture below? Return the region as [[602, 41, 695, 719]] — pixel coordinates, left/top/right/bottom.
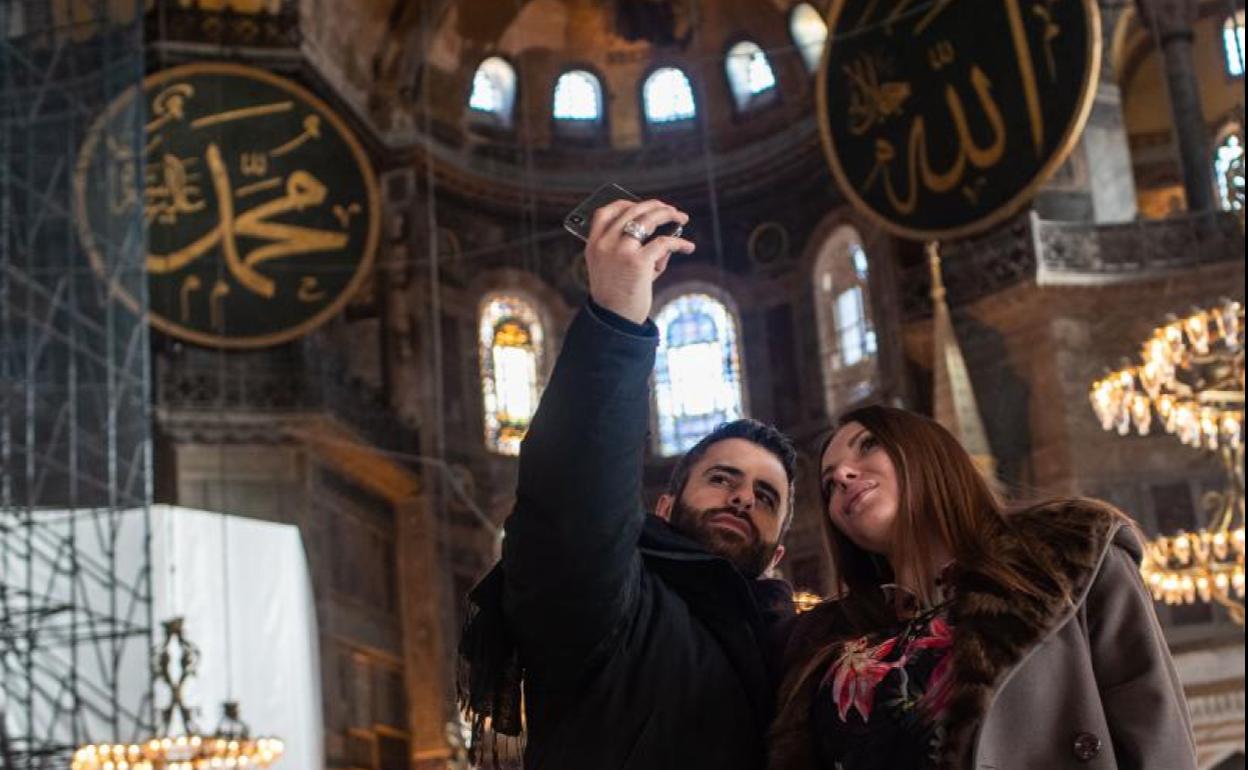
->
[[666, 419, 798, 535]]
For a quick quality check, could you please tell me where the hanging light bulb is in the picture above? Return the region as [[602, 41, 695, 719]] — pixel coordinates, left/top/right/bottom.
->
[[1184, 310, 1211, 355], [1092, 300, 1245, 625], [1217, 299, 1242, 351], [1163, 318, 1187, 364], [1131, 392, 1153, 435]]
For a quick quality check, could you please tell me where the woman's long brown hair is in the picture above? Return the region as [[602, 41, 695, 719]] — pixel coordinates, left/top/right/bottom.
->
[[769, 405, 1059, 770]]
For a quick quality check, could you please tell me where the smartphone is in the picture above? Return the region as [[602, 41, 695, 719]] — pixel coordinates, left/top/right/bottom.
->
[[564, 183, 685, 243]]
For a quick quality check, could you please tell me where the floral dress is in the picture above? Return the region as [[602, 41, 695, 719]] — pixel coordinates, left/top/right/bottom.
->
[[810, 596, 955, 770]]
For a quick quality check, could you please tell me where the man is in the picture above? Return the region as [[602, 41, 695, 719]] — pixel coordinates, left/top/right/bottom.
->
[[459, 198, 797, 770]]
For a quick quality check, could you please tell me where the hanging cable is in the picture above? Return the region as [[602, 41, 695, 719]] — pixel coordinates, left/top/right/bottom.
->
[[690, 0, 728, 289], [219, 509, 234, 704]]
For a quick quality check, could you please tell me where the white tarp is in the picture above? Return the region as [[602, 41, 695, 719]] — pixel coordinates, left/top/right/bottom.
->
[[2, 505, 322, 770], [149, 504, 323, 770]]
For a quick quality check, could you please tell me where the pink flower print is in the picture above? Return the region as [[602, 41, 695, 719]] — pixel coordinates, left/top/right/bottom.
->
[[904, 616, 953, 655], [907, 618, 955, 718], [919, 651, 955, 718], [823, 636, 899, 723]]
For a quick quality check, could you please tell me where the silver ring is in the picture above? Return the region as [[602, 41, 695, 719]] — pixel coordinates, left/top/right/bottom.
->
[[622, 220, 650, 242]]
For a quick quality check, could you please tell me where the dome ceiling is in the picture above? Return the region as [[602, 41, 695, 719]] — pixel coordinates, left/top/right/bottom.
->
[[403, 0, 828, 210]]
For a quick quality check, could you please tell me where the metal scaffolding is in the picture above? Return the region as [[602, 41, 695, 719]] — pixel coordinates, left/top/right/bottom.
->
[[1, 3, 153, 769]]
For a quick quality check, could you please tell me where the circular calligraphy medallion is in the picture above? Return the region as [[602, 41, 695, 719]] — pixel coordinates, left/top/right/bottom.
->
[[75, 62, 380, 348], [816, 0, 1100, 241]]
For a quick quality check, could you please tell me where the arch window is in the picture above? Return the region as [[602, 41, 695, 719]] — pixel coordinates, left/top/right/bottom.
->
[[643, 67, 697, 124], [814, 226, 878, 415], [480, 294, 545, 455], [653, 292, 745, 456], [1214, 127, 1245, 213], [469, 57, 517, 126], [554, 69, 603, 122], [725, 41, 778, 111], [790, 3, 829, 73], [1225, 11, 1245, 78]]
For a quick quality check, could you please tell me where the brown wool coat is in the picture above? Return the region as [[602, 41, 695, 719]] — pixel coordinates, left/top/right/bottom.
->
[[769, 500, 1198, 770]]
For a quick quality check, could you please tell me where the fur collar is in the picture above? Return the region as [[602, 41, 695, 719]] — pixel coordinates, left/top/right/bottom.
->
[[939, 498, 1129, 768], [766, 498, 1133, 770]]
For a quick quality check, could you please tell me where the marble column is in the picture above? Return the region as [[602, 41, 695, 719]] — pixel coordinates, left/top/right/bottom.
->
[[1136, 0, 1216, 212], [1036, 4, 1140, 223], [397, 493, 456, 770]]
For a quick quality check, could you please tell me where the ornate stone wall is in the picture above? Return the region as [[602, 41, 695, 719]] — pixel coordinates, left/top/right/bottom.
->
[[137, 2, 1247, 768]]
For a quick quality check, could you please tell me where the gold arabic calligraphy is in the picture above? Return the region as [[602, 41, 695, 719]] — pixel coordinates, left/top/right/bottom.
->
[[128, 84, 356, 320], [76, 62, 380, 349], [843, 0, 1063, 215], [147, 144, 348, 300]]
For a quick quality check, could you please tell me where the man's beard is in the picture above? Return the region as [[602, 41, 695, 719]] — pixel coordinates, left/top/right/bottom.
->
[[668, 498, 779, 579]]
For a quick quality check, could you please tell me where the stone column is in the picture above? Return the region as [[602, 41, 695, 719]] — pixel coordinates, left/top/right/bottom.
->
[[378, 169, 428, 427], [1086, 4, 1140, 223], [1035, 4, 1140, 223], [1136, 0, 1216, 212], [397, 493, 455, 770]]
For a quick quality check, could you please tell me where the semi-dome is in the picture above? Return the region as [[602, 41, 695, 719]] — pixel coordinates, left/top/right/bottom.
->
[[410, 0, 831, 209]]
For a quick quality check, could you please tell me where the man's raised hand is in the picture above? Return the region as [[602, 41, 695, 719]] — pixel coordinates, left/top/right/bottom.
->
[[585, 198, 695, 325]]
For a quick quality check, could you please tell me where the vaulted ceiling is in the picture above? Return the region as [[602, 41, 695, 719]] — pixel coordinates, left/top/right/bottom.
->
[[299, 0, 826, 207]]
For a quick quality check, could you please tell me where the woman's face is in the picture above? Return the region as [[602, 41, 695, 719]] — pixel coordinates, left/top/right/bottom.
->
[[820, 421, 901, 557]]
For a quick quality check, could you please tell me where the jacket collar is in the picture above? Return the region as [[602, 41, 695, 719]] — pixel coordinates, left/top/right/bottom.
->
[[639, 515, 795, 619], [640, 514, 796, 729]]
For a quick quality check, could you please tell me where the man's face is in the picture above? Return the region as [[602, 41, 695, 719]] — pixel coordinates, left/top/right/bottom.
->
[[657, 438, 789, 578]]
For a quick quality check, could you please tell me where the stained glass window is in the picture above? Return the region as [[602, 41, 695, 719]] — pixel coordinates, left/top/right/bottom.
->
[[835, 286, 873, 366], [480, 294, 545, 455], [814, 227, 878, 414], [1225, 11, 1245, 78], [790, 3, 828, 73], [725, 41, 778, 111], [643, 67, 697, 124], [1215, 129, 1245, 213], [654, 292, 744, 456], [469, 57, 517, 126], [554, 70, 602, 121]]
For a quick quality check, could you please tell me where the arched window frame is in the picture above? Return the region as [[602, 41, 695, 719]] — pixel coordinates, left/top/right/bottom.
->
[[468, 56, 519, 129], [1224, 10, 1245, 78], [813, 225, 879, 416], [1213, 122, 1245, 213], [723, 39, 779, 114], [789, 3, 829, 74], [552, 66, 608, 141], [640, 64, 698, 136], [479, 291, 548, 456], [651, 285, 748, 457]]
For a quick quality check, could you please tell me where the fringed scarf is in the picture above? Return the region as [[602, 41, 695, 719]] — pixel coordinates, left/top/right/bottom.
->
[[457, 564, 525, 766]]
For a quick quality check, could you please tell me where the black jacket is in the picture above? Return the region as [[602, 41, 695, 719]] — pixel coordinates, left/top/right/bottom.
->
[[493, 303, 794, 770]]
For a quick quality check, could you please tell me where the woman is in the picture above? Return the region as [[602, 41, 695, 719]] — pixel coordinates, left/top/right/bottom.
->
[[769, 405, 1196, 770]]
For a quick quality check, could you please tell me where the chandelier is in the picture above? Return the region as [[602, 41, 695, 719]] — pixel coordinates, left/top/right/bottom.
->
[[72, 617, 285, 770], [1089, 299, 1245, 624]]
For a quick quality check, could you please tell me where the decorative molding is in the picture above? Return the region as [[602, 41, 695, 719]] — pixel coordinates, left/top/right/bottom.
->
[[145, 0, 300, 50], [1188, 682, 1246, 770], [747, 221, 792, 273], [900, 214, 1036, 321], [901, 211, 1243, 319], [1035, 210, 1242, 284], [156, 337, 421, 456], [412, 115, 825, 214]]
